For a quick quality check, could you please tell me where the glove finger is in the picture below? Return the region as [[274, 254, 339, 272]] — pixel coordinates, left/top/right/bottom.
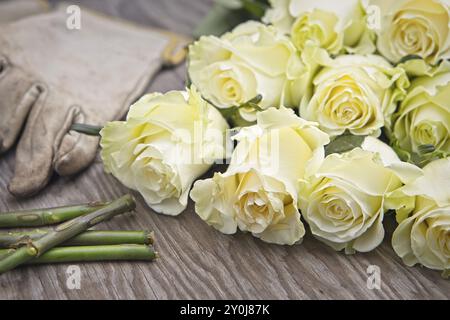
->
[[0, 57, 40, 153], [8, 92, 78, 197], [54, 111, 100, 176]]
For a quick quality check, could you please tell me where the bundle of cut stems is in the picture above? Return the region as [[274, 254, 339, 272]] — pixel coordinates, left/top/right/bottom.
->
[[0, 195, 158, 275]]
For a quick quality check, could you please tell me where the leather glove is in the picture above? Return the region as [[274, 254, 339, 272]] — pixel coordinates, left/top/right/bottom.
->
[[0, 4, 189, 197], [0, 0, 48, 24]]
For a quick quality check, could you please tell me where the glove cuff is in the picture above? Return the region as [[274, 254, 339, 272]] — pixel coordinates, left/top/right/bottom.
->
[[55, 2, 191, 67]]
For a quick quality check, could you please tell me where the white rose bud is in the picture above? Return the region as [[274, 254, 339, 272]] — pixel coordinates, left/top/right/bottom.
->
[[264, 0, 375, 54], [100, 86, 229, 216]]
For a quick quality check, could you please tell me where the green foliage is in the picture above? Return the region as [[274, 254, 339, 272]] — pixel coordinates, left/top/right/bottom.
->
[[193, 0, 269, 38], [395, 54, 423, 66], [325, 134, 366, 156], [217, 95, 263, 128]]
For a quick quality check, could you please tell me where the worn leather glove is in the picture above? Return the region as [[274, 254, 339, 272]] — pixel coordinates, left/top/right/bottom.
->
[[0, 0, 48, 24], [0, 5, 188, 197]]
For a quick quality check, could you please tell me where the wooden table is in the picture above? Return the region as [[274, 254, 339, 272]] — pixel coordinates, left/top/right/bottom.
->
[[0, 0, 449, 300]]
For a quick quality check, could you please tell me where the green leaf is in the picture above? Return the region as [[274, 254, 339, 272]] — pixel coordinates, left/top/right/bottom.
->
[[193, 0, 269, 38], [325, 135, 366, 156], [393, 141, 449, 168], [396, 54, 423, 66], [418, 144, 436, 155], [215, 95, 262, 127], [241, 0, 268, 18], [216, 0, 243, 9], [193, 4, 251, 38], [247, 94, 263, 105]]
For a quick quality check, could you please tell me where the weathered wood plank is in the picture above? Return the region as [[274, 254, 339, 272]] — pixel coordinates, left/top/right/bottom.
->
[[0, 0, 449, 300]]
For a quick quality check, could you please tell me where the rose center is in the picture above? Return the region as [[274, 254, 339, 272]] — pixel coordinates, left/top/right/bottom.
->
[[414, 121, 440, 147], [324, 78, 369, 127], [235, 191, 273, 232], [235, 190, 289, 233], [326, 199, 350, 220], [138, 156, 179, 198], [393, 14, 438, 59], [320, 194, 352, 222], [336, 102, 362, 124], [221, 78, 242, 102], [292, 15, 322, 50]]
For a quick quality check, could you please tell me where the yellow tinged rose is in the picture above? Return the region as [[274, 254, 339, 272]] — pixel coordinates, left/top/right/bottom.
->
[[264, 0, 375, 54], [291, 9, 342, 54], [299, 137, 421, 253], [263, 0, 295, 33], [373, 0, 450, 64], [392, 158, 450, 274], [300, 54, 409, 138], [389, 61, 450, 165], [190, 107, 330, 245], [188, 21, 309, 123], [100, 86, 229, 216]]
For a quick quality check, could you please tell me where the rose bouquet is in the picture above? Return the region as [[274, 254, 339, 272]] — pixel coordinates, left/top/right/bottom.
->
[[1, 0, 447, 278], [164, 0, 448, 277], [83, 0, 450, 277]]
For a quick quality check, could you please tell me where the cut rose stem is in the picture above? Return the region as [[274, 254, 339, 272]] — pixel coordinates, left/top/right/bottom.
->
[[0, 230, 154, 249], [0, 202, 110, 228], [70, 123, 103, 136], [0, 194, 136, 274], [0, 245, 158, 264]]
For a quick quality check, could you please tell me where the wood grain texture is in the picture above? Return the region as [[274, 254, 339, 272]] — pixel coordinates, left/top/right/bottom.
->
[[0, 0, 449, 300]]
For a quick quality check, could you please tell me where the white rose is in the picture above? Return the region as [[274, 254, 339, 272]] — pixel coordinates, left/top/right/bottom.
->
[[100, 87, 229, 215], [373, 0, 450, 64], [389, 61, 450, 165], [190, 107, 330, 245], [263, 0, 295, 33], [188, 21, 309, 123], [300, 54, 409, 138], [264, 0, 375, 54], [392, 158, 450, 274], [299, 137, 422, 253]]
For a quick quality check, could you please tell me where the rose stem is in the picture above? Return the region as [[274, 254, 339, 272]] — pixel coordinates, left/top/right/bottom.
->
[[70, 123, 103, 136], [0, 230, 154, 249], [0, 245, 159, 264], [0, 202, 110, 228], [0, 194, 136, 274]]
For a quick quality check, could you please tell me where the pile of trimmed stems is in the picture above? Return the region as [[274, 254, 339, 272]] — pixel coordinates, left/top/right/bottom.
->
[[0, 195, 158, 274]]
